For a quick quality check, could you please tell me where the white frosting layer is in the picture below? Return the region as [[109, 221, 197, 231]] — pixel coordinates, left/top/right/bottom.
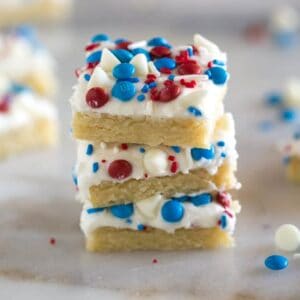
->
[[70, 34, 227, 120], [0, 82, 57, 135], [75, 113, 238, 200], [80, 190, 240, 235], [0, 0, 70, 9]]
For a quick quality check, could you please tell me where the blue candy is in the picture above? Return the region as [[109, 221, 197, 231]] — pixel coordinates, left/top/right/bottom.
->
[[168, 74, 176, 81], [266, 92, 282, 106], [171, 146, 181, 153], [110, 203, 134, 219], [84, 74, 91, 81], [92, 162, 99, 173], [137, 224, 145, 231], [187, 106, 202, 117], [139, 147, 145, 153], [137, 94, 146, 102], [91, 33, 109, 43], [191, 145, 215, 161], [281, 108, 297, 123], [190, 193, 212, 206], [265, 255, 288, 271], [86, 144, 93, 156], [154, 57, 176, 71], [147, 37, 171, 48], [220, 215, 227, 229], [112, 49, 133, 63], [87, 207, 105, 214], [161, 200, 184, 223], [11, 83, 28, 94], [86, 51, 102, 63], [115, 38, 127, 44], [212, 59, 225, 66], [113, 63, 135, 80], [131, 48, 151, 61], [217, 141, 225, 147], [112, 81, 136, 101], [205, 67, 228, 85], [172, 195, 189, 202], [72, 172, 78, 186]]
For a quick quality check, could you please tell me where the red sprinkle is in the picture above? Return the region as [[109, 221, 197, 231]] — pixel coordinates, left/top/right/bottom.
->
[[144, 173, 148, 178], [116, 41, 132, 50], [216, 192, 230, 208], [49, 238, 56, 245], [101, 160, 106, 163], [150, 46, 171, 58], [191, 45, 199, 55], [180, 79, 197, 88], [175, 50, 190, 64], [86, 87, 109, 108], [152, 258, 158, 264], [207, 61, 213, 68], [108, 159, 133, 180], [160, 67, 172, 74], [120, 143, 128, 150], [0, 101, 9, 113], [168, 155, 175, 161], [177, 61, 201, 75], [224, 210, 233, 218], [85, 43, 100, 52], [170, 161, 178, 173], [145, 74, 157, 84]]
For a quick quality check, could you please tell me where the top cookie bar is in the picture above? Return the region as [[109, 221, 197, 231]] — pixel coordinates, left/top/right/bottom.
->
[[71, 34, 229, 147]]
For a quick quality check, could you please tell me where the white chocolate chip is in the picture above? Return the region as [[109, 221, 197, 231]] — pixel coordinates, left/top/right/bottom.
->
[[88, 66, 111, 89], [100, 48, 120, 72], [148, 61, 160, 77], [143, 149, 168, 176], [130, 53, 148, 77], [135, 194, 162, 220], [275, 224, 300, 252]]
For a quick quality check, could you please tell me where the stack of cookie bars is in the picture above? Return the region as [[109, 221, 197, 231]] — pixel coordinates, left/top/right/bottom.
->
[[71, 33, 241, 251]]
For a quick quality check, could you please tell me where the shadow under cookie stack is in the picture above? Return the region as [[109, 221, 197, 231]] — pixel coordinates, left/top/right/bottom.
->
[[70, 33, 241, 252]]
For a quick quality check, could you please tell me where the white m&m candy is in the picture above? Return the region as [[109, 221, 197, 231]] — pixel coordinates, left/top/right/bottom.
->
[[275, 224, 300, 252], [143, 149, 168, 176]]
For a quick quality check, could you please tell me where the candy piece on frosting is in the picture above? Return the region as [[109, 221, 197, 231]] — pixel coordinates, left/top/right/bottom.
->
[[88, 66, 112, 88], [154, 57, 176, 71], [131, 48, 151, 61], [191, 145, 215, 161], [110, 203, 134, 219], [193, 34, 220, 53], [86, 87, 110, 108], [91, 33, 110, 43], [108, 159, 133, 180], [275, 224, 300, 251], [161, 200, 185, 223], [111, 49, 133, 63], [147, 37, 171, 48], [86, 51, 102, 64], [100, 48, 120, 72], [143, 149, 168, 176], [130, 54, 149, 77], [112, 63, 135, 80], [265, 255, 288, 271], [112, 81, 136, 101], [136, 195, 162, 219], [190, 193, 212, 206], [177, 62, 201, 75], [150, 46, 171, 58], [205, 67, 228, 85]]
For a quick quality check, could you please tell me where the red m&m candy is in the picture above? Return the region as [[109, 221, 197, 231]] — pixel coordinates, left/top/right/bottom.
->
[[150, 46, 171, 58], [150, 82, 181, 102], [108, 159, 133, 180], [86, 87, 109, 108], [177, 61, 201, 75]]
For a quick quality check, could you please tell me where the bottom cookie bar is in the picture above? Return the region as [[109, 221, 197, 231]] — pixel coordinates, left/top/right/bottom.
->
[[0, 117, 57, 160], [286, 156, 300, 183], [85, 227, 234, 252]]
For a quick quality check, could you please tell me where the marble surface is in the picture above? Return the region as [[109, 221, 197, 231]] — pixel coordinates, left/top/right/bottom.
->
[[1, 20, 300, 299]]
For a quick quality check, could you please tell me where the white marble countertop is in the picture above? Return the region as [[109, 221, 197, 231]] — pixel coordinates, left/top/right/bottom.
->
[[1, 15, 300, 299]]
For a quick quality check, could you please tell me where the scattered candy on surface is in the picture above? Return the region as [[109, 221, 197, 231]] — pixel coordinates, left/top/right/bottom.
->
[[275, 224, 300, 252], [265, 255, 288, 271]]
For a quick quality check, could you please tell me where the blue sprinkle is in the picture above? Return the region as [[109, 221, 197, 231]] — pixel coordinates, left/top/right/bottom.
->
[[113, 63, 135, 80], [212, 59, 225, 66], [220, 215, 227, 229], [217, 141, 225, 147], [205, 67, 228, 85], [86, 144, 93, 156], [131, 48, 151, 61], [137, 94, 146, 102], [11, 83, 28, 94], [171, 146, 181, 153], [161, 200, 184, 223], [92, 162, 99, 173], [168, 74, 175, 81], [91, 33, 109, 43], [87, 207, 105, 214], [148, 82, 157, 89], [283, 156, 291, 165], [115, 38, 127, 44], [72, 173, 78, 186], [141, 84, 149, 93], [221, 153, 227, 158], [147, 37, 171, 48], [154, 57, 176, 71], [281, 108, 297, 123], [110, 203, 134, 219], [187, 106, 202, 117], [111, 49, 133, 63], [190, 193, 212, 206], [112, 81, 136, 101], [172, 195, 189, 202], [84, 74, 91, 81], [126, 218, 132, 224], [265, 92, 282, 106], [265, 255, 288, 271], [139, 147, 145, 153], [191, 145, 215, 161], [137, 224, 145, 231], [187, 47, 193, 57], [86, 51, 102, 63], [294, 132, 300, 139]]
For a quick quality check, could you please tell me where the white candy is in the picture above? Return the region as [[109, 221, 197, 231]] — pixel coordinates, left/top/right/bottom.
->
[[283, 78, 300, 107], [143, 149, 168, 176], [88, 66, 111, 89], [130, 53, 148, 77], [148, 61, 160, 77], [193, 34, 219, 53], [271, 6, 299, 32], [135, 195, 162, 220], [99, 48, 120, 72], [275, 224, 300, 252]]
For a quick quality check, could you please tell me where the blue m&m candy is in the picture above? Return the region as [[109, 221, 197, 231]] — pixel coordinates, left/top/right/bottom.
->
[[154, 57, 176, 71], [161, 200, 184, 223], [205, 67, 228, 85], [131, 48, 151, 61], [281, 108, 297, 123], [147, 37, 171, 48], [112, 49, 133, 63], [112, 81, 136, 101], [91, 33, 109, 43], [191, 145, 215, 161], [264, 255, 288, 271], [190, 193, 212, 206], [86, 51, 102, 63], [110, 203, 134, 219], [113, 63, 135, 80]]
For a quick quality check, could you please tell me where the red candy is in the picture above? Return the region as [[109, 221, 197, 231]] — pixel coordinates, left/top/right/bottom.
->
[[85, 43, 100, 52], [216, 192, 230, 208], [180, 79, 197, 88], [116, 41, 132, 50], [120, 143, 128, 150], [170, 161, 178, 173], [175, 50, 190, 64], [86, 87, 109, 108], [168, 155, 175, 161], [145, 73, 157, 84], [150, 46, 171, 58], [49, 238, 56, 245], [177, 61, 201, 75], [0, 101, 9, 113], [150, 82, 181, 102], [108, 159, 132, 180], [160, 67, 172, 74]]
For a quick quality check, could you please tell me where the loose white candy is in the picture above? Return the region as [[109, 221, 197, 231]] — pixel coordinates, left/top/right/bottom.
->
[[271, 6, 299, 32], [130, 53, 148, 77], [283, 78, 300, 107], [88, 66, 111, 89], [100, 48, 120, 72], [143, 149, 168, 176], [275, 224, 300, 251]]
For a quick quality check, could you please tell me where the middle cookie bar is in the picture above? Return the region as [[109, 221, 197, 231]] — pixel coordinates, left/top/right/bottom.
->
[[75, 113, 238, 207]]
